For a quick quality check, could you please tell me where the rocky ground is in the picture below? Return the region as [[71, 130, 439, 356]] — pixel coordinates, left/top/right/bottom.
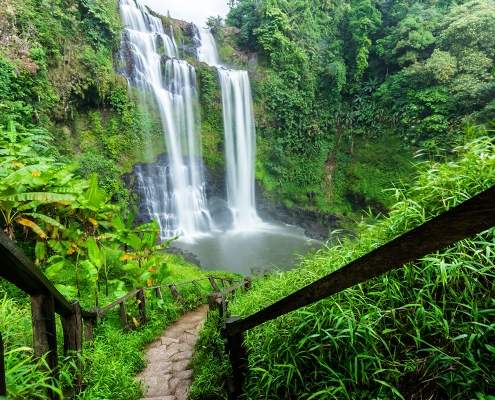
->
[[136, 305, 208, 400]]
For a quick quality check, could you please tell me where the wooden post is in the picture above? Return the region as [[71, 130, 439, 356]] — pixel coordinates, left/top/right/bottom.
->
[[220, 279, 226, 289], [83, 318, 94, 344], [169, 284, 185, 305], [136, 287, 146, 324], [155, 287, 163, 299], [244, 277, 252, 291], [0, 333, 6, 397], [60, 301, 83, 386], [208, 293, 219, 310], [30, 292, 58, 399], [30, 292, 58, 370], [228, 279, 234, 286], [119, 302, 129, 331], [208, 276, 220, 292], [224, 317, 248, 397], [61, 301, 82, 356]]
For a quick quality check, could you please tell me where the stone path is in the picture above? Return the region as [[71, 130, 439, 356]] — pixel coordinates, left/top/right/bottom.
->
[[137, 305, 209, 400]]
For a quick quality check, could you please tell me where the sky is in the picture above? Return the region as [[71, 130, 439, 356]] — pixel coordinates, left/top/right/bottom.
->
[[138, 0, 231, 26]]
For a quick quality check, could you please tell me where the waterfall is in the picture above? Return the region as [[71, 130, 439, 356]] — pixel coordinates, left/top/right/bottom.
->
[[119, 0, 212, 239], [196, 27, 260, 229]]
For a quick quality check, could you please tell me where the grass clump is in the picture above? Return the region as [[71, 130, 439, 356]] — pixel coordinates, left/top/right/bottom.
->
[[1, 249, 241, 399], [0, 292, 77, 399], [195, 133, 495, 399]]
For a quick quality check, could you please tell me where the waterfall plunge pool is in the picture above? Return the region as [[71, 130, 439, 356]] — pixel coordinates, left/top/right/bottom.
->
[[168, 221, 323, 276]]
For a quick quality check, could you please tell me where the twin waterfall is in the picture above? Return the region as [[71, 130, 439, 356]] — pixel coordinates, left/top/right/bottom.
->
[[119, 0, 259, 239]]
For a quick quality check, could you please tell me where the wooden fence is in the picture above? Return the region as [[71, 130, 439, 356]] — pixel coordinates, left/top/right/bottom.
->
[[0, 227, 236, 399], [212, 185, 495, 399]]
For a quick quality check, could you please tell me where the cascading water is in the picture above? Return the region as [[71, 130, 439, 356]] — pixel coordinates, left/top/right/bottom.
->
[[119, 0, 212, 239], [196, 27, 261, 229]]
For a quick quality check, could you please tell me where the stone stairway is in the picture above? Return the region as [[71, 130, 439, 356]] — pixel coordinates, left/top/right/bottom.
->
[[137, 305, 209, 400]]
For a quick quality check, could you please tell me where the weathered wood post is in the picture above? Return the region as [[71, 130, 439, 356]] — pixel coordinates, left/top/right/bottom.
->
[[83, 318, 94, 344], [30, 292, 58, 369], [0, 332, 6, 396], [208, 293, 219, 311], [119, 302, 129, 331], [60, 300, 83, 386], [30, 292, 58, 399], [243, 277, 252, 291], [224, 317, 248, 398], [83, 308, 97, 345], [169, 284, 185, 305], [155, 287, 163, 299], [136, 287, 146, 324], [208, 276, 220, 292]]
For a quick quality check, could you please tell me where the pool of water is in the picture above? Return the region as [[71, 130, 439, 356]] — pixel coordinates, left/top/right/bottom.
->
[[170, 221, 322, 276]]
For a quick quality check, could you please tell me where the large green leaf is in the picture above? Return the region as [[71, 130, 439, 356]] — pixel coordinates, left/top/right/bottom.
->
[[84, 174, 107, 208], [0, 192, 75, 203], [80, 259, 98, 280], [22, 212, 67, 230], [86, 236, 104, 267], [54, 284, 77, 299], [45, 261, 65, 278]]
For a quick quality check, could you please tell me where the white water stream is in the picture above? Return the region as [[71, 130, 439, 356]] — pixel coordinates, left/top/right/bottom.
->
[[118, 4, 320, 273], [119, 0, 212, 239], [196, 28, 261, 229]]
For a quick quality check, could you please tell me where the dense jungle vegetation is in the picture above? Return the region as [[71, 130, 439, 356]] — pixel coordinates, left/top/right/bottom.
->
[[191, 130, 495, 399], [0, 0, 494, 397], [0, 0, 238, 398], [207, 0, 495, 215]]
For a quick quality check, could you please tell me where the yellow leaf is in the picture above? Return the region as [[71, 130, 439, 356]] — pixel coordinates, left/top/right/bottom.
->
[[17, 218, 48, 239], [132, 317, 140, 328], [67, 247, 75, 255], [32, 171, 40, 177], [10, 161, 26, 167], [147, 266, 156, 273], [120, 253, 136, 261], [146, 279, 153, 287], [88, 218, 99, 226]]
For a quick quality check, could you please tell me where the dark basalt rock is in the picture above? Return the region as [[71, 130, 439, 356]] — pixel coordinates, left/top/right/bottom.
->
[[164, 246, 201, 267], [123, 152, 343, 243]]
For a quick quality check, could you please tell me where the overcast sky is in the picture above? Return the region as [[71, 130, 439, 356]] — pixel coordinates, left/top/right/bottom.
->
[[138, 0, 230, 26]]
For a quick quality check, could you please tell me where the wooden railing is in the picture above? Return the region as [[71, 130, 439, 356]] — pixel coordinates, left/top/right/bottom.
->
[[0, 226, 237, 398], [0, 229, 97, 399], [213, 185, 495, 399], [207, 277, 253, 396]]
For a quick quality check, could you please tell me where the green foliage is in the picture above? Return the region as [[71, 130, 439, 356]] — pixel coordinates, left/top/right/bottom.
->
[[197, 64, 225, 172], [0, 293, 77, 398], [197, 134, 495, 398], [188, 312, 230, 399]]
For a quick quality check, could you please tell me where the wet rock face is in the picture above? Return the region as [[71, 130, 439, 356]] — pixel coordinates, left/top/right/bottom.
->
[[122, 153, 230, 231], [124, 153, 342, 242], [164, 247, 201, 267], [256, 201, 341, 241], [254, 183, 342, 241], [345, 191, 389, 216]]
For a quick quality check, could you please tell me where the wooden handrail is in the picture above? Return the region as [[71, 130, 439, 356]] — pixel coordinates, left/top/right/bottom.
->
[[0, 225, 238, 398], [223, 185, 495, 337], [0, 230, 77, 317], [98, 289, 141, 316]]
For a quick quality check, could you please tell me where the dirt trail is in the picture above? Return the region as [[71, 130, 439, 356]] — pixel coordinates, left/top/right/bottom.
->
[[137, 305, 208, 400]]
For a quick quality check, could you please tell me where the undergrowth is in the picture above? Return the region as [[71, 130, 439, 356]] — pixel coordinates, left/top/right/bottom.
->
[[193, 133, 495, 399], [0, 254, 241, 398]]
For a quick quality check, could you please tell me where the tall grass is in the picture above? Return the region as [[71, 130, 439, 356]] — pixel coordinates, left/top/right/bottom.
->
[[199, 134, 495, 399]]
